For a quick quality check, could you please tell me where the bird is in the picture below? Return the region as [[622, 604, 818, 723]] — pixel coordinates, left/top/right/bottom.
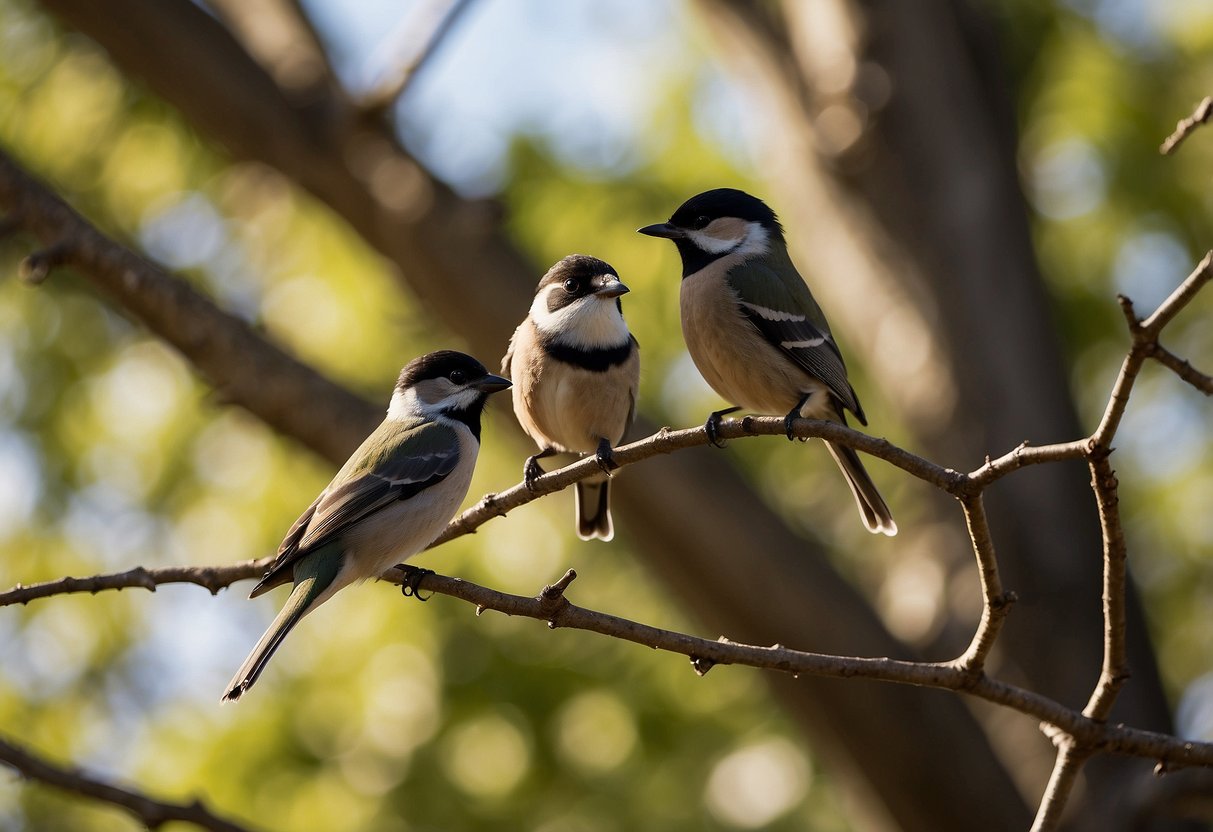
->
[[503, 254, 640, 541], [222, 350, 511, 701], [638, 188, 896, 536]]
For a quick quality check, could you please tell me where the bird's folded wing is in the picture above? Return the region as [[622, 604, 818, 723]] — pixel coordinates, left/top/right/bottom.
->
[[300, 421, 461, 552], [727, 260, 864, 422], [258, 421, 461, 588]]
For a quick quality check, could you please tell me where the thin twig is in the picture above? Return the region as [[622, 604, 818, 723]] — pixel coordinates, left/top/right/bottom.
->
[[1148, 344, 1213, 395], [1161, 96, 1213, 155], [952, 494, 1014, 672], [435, 415, 965, 547], [1030, 740, 1090, 831], [1082, 452, 1130, 723], [0, 734, 255, 832], [1139, 251, 1213, 336], [0, 560, 271, 607]]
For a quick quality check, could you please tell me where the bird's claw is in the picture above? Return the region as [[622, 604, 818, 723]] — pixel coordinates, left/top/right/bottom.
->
[[523, 456, 545, 491], [784, 412, 798, 442], [705, 413, 727, 448], [594, 439, 619, 476], [400, 566, 435, 601], [786, 396, 812, 442]]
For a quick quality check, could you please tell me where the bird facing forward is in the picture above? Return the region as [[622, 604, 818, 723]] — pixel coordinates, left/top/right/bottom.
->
[[503, 255, 640, 541], [639, 189, 896, 536], [223, 351, 510, 701]]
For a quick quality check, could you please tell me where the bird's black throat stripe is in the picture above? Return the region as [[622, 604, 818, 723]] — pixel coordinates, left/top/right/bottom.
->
[[674, 238, 726, 278], [541, 335, 634, 372], [441, 398, 488, 442]]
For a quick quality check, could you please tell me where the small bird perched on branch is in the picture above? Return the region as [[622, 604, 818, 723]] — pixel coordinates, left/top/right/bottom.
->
[[503, 255, 640, 541], [223, 351, 510, 701], [639, 189, 896, 536]]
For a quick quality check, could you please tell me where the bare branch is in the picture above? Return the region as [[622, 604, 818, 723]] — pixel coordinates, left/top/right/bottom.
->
[[952, 495, 1014, 672], [435, 415, 963, 546], [1149, 344, 1213, 395], [381, 565, 1213, 771], [1031, 740, 1090, 832], [1160, 96, 1213, 155], [8, 552, 1213, 771], [0, 148, 379, 465], [1082, 453, 1130, 724], [0, 734, 255, 832], [1139, 250, 1213, 336], [0, 560, 271, 607], [358, 0, 477, 115]]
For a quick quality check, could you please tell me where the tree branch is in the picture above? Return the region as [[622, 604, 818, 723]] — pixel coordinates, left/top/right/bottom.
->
[[1160, 96, 1213, 155], [9, 552, 1213, 775], [357, 0, 477, 115], [1031, 740, 1090, 832], [0, 148, 380, 465], [0, 734, 255, 832], [0, 560, 271, 607]]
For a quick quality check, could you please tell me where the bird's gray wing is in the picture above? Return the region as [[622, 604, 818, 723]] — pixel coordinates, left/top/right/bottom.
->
[[726, 259, 864, 422], [254, 420, 461, 592]]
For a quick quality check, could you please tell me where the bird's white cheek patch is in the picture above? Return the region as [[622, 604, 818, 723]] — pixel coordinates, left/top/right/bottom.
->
[[387, 388, 420, 421], [687, 228, 741, 254], [689, 219, 771, 257], [532, 291, 629, 349]]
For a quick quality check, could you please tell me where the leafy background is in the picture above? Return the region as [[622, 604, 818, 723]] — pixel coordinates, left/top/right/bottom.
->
[[0, 0, 1212, 829]]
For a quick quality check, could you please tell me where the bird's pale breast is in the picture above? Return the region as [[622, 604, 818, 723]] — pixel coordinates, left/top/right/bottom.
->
[[680, 269, 830, 417], [341, 427, 478, 583]]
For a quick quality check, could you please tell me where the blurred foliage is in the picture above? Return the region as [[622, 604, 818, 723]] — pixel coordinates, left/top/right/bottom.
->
[[1, 0, 1212, 830], [0, 1, 845, 830], [1002, 0, 1213, 718]]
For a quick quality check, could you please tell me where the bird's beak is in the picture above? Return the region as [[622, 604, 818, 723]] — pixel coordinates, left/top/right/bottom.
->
[[474, 373, 511, 393], [637, 222, 685, 239], [592, 275, 630, 298]]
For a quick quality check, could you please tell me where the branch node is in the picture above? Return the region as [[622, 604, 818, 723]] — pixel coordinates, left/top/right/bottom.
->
[[480, 492, 506, 518], [991, 590, 1018, 611], [541, 569, 578, 600], [1040, 722, 1071, 748], [537, 569, 577, 626], [1117, 293, 1144, 334], [19, 242, 70, 285]]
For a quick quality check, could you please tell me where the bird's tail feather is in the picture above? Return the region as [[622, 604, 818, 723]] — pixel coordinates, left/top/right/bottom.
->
[[575, 479, 613, 541], [222, 552, 341, 702], [825, 441, 897, 537]]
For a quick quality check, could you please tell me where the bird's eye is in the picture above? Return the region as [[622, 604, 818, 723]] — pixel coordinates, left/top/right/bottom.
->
[[448, 370, 466, 384], [563, 278, 579, 294], [692, 215, 711, 230]]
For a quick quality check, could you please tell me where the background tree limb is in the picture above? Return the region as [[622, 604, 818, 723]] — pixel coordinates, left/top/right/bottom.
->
[[13, 3, 1032, 825]]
